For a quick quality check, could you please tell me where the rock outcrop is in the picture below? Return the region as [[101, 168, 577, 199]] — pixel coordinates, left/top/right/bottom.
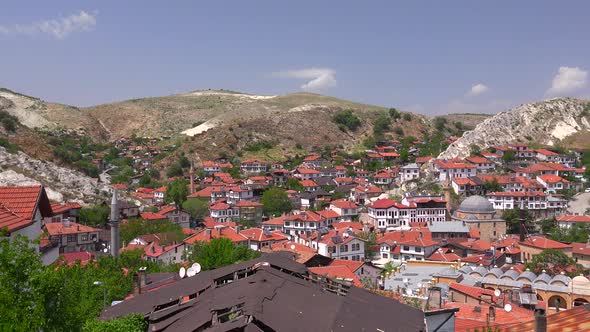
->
[[0, 147, 112, 204], [439, 98, 590, 159]]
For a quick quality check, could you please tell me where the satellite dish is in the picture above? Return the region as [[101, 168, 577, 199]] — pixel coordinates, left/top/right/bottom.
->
[[179, 267, 186, 279], [192, 262, 202, 274], [290, 244, 296, 250], [186, 267, 196, 277], [504, 304, 512, 312], [103, 248, 108, 253], [494, 289, 501, 297]]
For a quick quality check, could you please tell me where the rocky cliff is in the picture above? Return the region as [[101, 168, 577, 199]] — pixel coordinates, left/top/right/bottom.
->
[[439, 98, 590, 159], [0, 147, 112, 204]]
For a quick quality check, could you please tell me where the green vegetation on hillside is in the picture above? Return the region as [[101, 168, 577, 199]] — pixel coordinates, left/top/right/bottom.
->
[[333, 109, 361, 131]]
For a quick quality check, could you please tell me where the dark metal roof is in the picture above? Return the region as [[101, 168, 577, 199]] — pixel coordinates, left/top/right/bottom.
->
[[101, 252, 425, 331]]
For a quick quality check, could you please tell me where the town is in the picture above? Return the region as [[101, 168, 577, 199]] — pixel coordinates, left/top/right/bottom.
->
[[3, 136, 590, 331]]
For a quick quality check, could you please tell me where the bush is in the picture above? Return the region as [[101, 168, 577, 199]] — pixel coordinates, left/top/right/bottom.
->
[[333, 109, 361, 131], [403, 113, 412, 121], [434, 117, 447, 131], [0, 111, 18, 132], [166, 162, 184, 177], [0, 137, 19, 153], [373, 113, 391, 137], [389, 108, 401, 120], [393, 127, 404, 136], [244, 140, 276, 152]]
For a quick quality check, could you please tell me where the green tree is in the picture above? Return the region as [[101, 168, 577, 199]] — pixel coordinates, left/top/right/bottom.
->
[[260, 187, 292, 217], [286, 178, 304, 191], [165, 179, 189, 209], [469, 144, 481, 156], [540, 217, 557, 234], [333, 109, 361, 131], [79, 205, 111, 227], [120, 218, 184, 244], [0, 236, 46, 332], [502, 150, 516, 162], [402, 113, 412, 121], [187, 238, 260, 270], [483, 179, 503, 193], [166, 162, 184, 178], [388, 108, 401, 120], [82, 314, 147, 332], [373, 113, 391, 139], [434, 117, 447, 131], [502, 209, 533, 234], [550, 223, 589, 243], [525, 248, 587, 276], [357, 230, 377, 259], [182, 198, 209, 221]]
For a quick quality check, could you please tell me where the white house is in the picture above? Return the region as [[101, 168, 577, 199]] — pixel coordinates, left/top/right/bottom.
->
[[400, 163, 420, 182], [240, 159, 267, 174], [536, 174, 570, 194], [555, 215, 590, 229]]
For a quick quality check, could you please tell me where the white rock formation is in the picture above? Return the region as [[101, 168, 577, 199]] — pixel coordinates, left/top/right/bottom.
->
[[439, 98, 590, 159], [0, 147, 112, 204]]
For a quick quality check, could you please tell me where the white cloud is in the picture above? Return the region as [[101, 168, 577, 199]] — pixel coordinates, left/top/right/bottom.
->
[[0, 11, 97, 39], [546, 66, 588, 97], [274, 68, 337, 91], [466, 83, 489, 97]]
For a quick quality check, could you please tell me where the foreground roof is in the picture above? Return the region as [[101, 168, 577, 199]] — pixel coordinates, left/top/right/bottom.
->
[[101, 252, 425, 331]]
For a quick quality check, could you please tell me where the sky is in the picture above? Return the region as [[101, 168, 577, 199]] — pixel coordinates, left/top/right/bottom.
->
[[1, 1, 589, 115]]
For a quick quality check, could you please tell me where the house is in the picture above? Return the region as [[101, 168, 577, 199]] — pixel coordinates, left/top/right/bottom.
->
[[122, 232, 187, 264], [308, 265, 363, 286], [185, 225, 248, 246], [400, 163, 420, 182], [427, 221, 471, 243], [451, 177, 479, 196], [201, 160, 222, 173], [0, 186, 54, 260], [367, 198, 413, 231], [240, 159, 267, 175], [465, 156, 496, 173], [44, 220, 101, 254], [158, 206, 191, 228], [293, 167, 321, 180], [153, 186, 167, 203], [556, 215, 590, 229], [374, 169, 399, 186], [234, 200, 263, 224], [299, 179, 320, 192], [328, 199, 360, 219], [45, 202, 82, 224], [283, 211, 326, 237], [519, 236, 572, 263], [427, 248, 461, 262], [376, 230, 438, 262], [433, 160, 477, 182], [571, 242, 590, 267], [415, 155, 433, 167], [302, 154, 326, 167], [486, 191, 547, 211], [261, 215, 288, 231], [535, 149, 561, 163], [239, 228, 287, 251], [209, 201, 239, 222], [307, 228, 366, 261], [536, 174, 570, 193], [351, 184, 382, 204]]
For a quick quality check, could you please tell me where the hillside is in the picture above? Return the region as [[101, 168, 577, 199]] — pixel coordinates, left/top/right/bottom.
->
[[0, 88, 109, 140], [439, 98, 590, 159]]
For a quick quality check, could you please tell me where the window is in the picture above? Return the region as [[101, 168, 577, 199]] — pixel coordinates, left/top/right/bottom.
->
[[352, 255, 360, 261], [67, 235, 77, 243], [81, 234, 88, 241], [403, 245, 410, 251], [340, 244, 349, 252], [285, 222, 290, 226], [309, 222, 315, 228], [352, 243, 360, 251], [415, 247, 422, 253]]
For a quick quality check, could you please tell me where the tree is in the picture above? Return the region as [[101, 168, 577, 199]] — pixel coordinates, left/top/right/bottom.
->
[[525, 248, 587, 276], [120, 218, 184, 244], [186, 238, 260, 271], [357, 230, 377, 259], [165, 179, 189, 209], [402, 113, 412, 121], [166, 162, 184, 178], [502, 209, 533, 234], [182, 198, 209, 221], [373, 113, 391, 139], [333, 109, 361, 131], [434, 117, 447, 131], [469, 144, 481, 156], [502, 150, 516, 162], [286, 178, 304, 191], [79, 205, 110, 227], [483, 179, 503, 193], [540, 217, 557, 234], [82, 314, 147, 332], [261, 188, 292, 217], [0, 236, 46, 332], [550, 223, 589, 243], [389, 108, 401, 120]]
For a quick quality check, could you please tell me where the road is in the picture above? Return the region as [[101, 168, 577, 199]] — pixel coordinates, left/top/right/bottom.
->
[[567, 192, 590, 215]]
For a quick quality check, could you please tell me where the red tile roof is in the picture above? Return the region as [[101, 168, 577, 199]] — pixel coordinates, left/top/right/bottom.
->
[[299, 179, 319, 187], [262, 215, 288, 226], [308, 265, 363, 287], [50, 202, 82, 214], [415, 156, 433, 163], [239, 228, 287, 242], [330, 199, 359, 209], [367, 198, 407, 209], [453, 178, 478, 186], [140, 212, 167, 220], [185, 227, 247, 244], [556, 215, 590, 223], [316, 210, 341, 219], [0, 185, 51, 232], [428, 249, 461, 262], [537, 174, 569, 183], [519, 236, 571, 249], [332, 222, 364, 232], [45, 222, 100, 235], [456, 239, 492, 252], [449, 283, 496, 301], [465, 156, 493, 164], [535, 148, 559, 156]]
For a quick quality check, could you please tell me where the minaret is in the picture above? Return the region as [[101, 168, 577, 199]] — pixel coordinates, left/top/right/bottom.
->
[[110, 189, 120, 257], [189, 161, 195, 195]]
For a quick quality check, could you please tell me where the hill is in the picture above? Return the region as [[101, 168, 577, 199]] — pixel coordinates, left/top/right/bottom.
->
[[439, 98, 590, 159]]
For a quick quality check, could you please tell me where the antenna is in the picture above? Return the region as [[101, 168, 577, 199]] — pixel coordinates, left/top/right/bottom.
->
[[192, 262, 202, 274], [179, 267, 186, 279], [504, 303, 512, 312], [186, 267, 196, 277], [494, 289, 501, 297]]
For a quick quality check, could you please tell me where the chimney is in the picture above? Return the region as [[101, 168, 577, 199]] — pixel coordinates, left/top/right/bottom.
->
[[190, 161, 195, 195], [137, 266, 147, 294], [534, 307, 547, 332], [110, 190, 120, 257], [206, 229, 211, 238]]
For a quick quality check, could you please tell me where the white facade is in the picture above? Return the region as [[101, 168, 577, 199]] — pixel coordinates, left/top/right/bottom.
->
[[400, 164, 420, 182]]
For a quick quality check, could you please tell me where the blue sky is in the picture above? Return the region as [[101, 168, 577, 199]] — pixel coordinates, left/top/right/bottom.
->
[[1, 1, 589, 114]]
